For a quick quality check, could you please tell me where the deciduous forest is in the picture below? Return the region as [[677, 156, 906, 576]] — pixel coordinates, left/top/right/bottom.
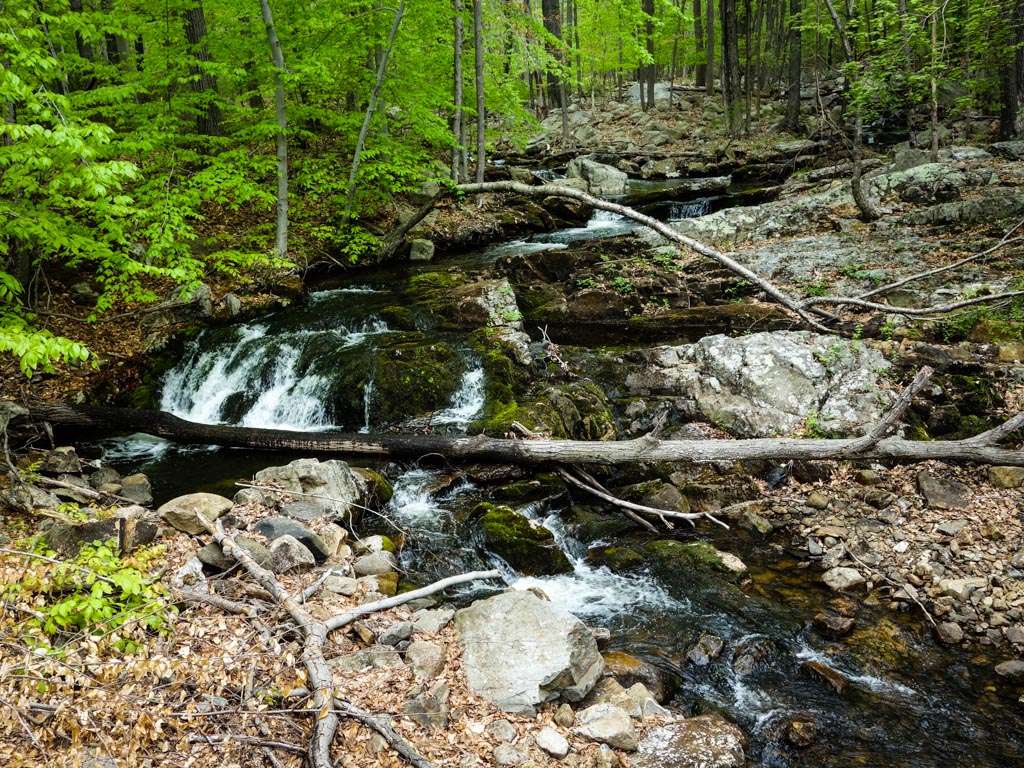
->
[[1, 1, 1024, 767]]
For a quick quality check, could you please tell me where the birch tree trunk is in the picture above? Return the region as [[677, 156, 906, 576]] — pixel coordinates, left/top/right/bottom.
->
[[259, 0, 288, 258]]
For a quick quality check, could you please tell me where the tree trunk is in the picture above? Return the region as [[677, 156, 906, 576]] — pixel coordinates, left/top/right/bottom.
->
[[822, 0, 880, 222], [259, 0, 288, 258], [345, 0, 406, 216], [643, 0, 656, 108], [473, 0, 485, 183], [20, 403, 1024, 467], [929, 4, 940, 160], [720, 0, 739, 132], [783, 0, 802, 132], [183, 2, 222, 136], [706, 0, 716, 96], [1000, 0, 1024, 138], [541, 0, 568, 143], [694, 0, 707, 87], [452, 0, 464, 182]]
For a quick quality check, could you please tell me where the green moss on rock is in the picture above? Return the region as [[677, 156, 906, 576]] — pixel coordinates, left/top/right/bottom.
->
[[476, 502, 571, 576], [371, 337, 464, 424], [354, 468, 394, 505]]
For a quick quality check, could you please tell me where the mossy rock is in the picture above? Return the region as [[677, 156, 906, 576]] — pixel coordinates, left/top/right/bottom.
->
[[476, 502, 572, 576], [563, 505, 637, 542], [354, 468, 394, 505], [468, 327, 533, 435], [371, 336, 465, 424], [378, 305, 419, 331], [642, 540, 743, 579], [491, 475, 563, 504], [505, 380, 617, 440], [588, 545, 646, 571], [404, 270, 469, 322]]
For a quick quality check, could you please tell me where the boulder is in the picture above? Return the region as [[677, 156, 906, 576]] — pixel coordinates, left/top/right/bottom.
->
[[575, 703, 637, 750], [455, 590, 604, 712], [477, 503, 572, 576], [917, 471, 969, 510], [632, 715, 745, 768], [412, 607, 455, 635], [43, 447, 81, 475], [989, 466, 1024, 489], [409, 239, 435, 262], [352, 550, 398, 576], [253, 517, 330, 561], [158, 493, 233, 535], [270, 535, 316, 572], [939, 577, 987, 602], [406, 639, 445, 681], [253, 458, 363, 520], [566, 157, 628, 197], [990, 140, 1024, 160], [625, 332, 892, 437], [198, 536, 272, 570], [120, 473, 153, 506], [602, 651, 676, 703], [535, 726, 570, 758]]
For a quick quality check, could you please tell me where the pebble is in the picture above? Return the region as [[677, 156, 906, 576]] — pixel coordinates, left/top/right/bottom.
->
[[936, 621, 964, 644], [535, 726, 570, 758], [821, 567, 865, 592]]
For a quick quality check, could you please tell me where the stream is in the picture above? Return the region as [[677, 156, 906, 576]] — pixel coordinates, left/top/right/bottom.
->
[[103, 186, 1024, 767]]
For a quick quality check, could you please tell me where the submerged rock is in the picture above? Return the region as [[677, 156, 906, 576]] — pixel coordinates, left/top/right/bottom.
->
[[476, 503, 572, 576], [632, 715, 745, 768], [455, 590, 604, 712]]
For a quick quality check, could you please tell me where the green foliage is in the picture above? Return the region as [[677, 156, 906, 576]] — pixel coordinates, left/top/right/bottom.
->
[[4, 539, 174, 653]]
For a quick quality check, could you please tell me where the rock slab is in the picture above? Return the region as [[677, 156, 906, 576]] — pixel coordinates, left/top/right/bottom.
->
[[455, 590, 604, 712]]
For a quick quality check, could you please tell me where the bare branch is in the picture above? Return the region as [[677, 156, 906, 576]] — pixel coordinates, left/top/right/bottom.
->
[[840, 366, 933, 456]]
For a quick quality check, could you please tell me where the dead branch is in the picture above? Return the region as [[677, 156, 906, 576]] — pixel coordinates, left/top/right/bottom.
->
[[858, 216, 1024, 301], [801, 289, 1024, 317], [22, 402, 1024, 466], [324, 569, 501, 632], [840, 366, 933, 455]]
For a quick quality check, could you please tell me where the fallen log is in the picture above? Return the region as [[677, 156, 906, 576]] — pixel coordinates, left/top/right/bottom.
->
[[17, 402, 1024, 466]]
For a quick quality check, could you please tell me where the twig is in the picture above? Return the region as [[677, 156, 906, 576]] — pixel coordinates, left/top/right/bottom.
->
[[176, 589, 258, 618], [801, 289, 1024, 317], [963, 412, 1024, 447], [335, 698, 432, 768], [186, 733, 304, 754]]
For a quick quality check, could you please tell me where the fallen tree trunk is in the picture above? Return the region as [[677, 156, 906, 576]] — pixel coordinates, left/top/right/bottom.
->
[[19, 402, 1024, 466]]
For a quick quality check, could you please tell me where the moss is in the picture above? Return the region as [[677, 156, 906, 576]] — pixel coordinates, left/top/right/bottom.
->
[[354, 468, 394, 505], [371, 337, 464, 424], [588, 545, 646, 571], [642, 539, 739, 577], [468, 327, 532, 435], [374, 572, 399, 596], [476, 502, 571, 576], [405, 271, 467, 317]]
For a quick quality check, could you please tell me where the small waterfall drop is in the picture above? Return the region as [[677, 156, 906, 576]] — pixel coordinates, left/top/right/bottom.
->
[[670, 197, 713, 219], [359, 377, 375, 434], [432, 366, 485, 428]]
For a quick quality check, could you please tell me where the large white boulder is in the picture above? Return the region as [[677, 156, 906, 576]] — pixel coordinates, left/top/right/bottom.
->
[[454, 590, 604, 713], [566, 157, 628, 197], [626, 331, 892, 437]]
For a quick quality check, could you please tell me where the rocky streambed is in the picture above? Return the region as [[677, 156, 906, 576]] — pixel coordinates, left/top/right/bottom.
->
[[18, 146, 1024, 767]]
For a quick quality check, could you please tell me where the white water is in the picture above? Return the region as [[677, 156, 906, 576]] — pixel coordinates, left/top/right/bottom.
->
[[508, 500, 686, 621], [670, 197, 713, 219], [359, 377, 375, 434], [160, 319, 390, 430], [432, 366, 485, 428], [796, 645, 918, 699]]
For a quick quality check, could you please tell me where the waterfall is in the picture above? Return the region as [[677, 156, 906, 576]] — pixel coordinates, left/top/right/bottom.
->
[[432, 366, 485, 428], [670, 197, 713, 219], [359, 377, 375, 434], [160, 318, 390, 430]]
